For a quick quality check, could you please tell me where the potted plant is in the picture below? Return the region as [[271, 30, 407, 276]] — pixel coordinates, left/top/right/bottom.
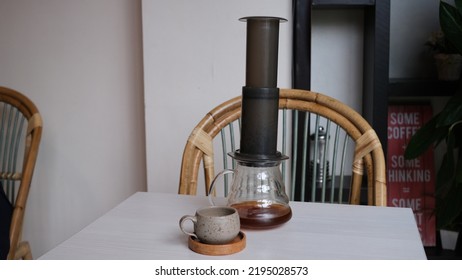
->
[[405, 0, 462, 250], [426, 2, 462, 80]]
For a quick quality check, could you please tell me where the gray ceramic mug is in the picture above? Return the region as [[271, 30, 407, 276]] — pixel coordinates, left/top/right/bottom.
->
[[179, 206, 240, 244]]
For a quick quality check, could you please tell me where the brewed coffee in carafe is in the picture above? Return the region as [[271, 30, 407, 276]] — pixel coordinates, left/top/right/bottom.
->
[[226, 162, 291, 229], [208, 159, 292, 229]]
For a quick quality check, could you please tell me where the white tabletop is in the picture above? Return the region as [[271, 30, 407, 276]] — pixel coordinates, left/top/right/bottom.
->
[[39, 192, 426, 260]]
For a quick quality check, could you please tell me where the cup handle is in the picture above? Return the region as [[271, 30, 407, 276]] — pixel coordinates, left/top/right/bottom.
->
[[179, 215, 198, 239], [208, 169, 235, 206]]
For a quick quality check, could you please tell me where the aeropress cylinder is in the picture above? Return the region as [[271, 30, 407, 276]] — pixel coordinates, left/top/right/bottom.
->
[[231, 16, 288, 165], [227, 16, 291, 229]]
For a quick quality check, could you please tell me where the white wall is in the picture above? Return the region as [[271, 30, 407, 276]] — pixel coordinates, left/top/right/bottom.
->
[[390, 0, 440, 78], [0, 0, 146, 258], [311, 8, 364, 112], [142, 0, 293, 194]]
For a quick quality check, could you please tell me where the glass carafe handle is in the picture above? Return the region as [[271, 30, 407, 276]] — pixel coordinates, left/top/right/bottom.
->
[[208, 169, 235, 206]]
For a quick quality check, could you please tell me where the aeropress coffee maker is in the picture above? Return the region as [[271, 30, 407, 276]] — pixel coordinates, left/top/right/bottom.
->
[[208, 16, 292, 229]]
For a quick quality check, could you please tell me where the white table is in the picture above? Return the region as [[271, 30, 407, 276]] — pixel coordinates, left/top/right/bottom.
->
[[40, 192, 427, 259]]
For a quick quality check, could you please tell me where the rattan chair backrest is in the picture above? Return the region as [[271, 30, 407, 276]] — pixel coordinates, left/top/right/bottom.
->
[[0, 86, 42, 260], [179, 89, 386, 206]]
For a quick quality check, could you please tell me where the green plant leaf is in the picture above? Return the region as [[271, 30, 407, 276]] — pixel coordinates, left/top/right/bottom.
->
[[435, 127, 462, 230], [455, 0, 462, 15], [436, 94, 462, 127], [456, 147, 462, 184], [440, 1, 462, 54], [436, 156, 453, 199], [455, 121, 462, 149], [436, 134, 456, 196], [404, 114, 447, 159], [437, 180, 462, 229]]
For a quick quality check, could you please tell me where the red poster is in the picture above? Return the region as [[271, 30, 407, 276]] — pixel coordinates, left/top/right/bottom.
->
[[387, 104, 436, 247]]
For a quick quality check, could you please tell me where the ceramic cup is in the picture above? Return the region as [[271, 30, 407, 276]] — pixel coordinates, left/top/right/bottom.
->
[[179, 206, 240, 245]]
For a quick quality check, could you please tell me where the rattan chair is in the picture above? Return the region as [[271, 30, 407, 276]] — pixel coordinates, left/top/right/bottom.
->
[[179, 88, 386, 206], [0, 86, 42, 260]]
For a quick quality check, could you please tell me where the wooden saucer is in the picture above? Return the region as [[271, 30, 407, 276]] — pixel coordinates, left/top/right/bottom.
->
[[188, 231, 246, 256]]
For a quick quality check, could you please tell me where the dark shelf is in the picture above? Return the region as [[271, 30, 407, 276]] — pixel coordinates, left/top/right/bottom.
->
[[294, 0, 390, 156], [312, 0, 375, 8], [388, 78, 459, 97], [424, 229, 462, 260], [425, 247, 462, 260]]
